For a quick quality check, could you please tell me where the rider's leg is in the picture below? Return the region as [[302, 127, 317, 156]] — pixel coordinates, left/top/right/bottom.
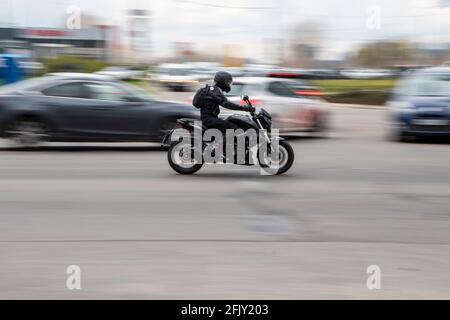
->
[[203, 117, 238, 162]]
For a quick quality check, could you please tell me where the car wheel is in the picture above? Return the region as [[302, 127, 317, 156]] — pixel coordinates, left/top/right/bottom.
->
[[311, 113, 329, 137], [386, 128, 414, 143], [5, 118, 50, 149]]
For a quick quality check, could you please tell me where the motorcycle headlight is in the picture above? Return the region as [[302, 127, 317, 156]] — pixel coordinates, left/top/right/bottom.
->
[[259, 114, 272, 129]]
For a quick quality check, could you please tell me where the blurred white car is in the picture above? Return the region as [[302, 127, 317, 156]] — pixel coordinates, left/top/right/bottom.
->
[[183, 62, 218, 81], [222, 77, 329, 134], [156, 63, 200, 91], [340, 68, 394, 79]]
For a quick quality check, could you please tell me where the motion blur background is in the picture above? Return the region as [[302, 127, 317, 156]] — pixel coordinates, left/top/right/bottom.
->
[[1, 0, 450, 103], [0, 0, 450, 299]]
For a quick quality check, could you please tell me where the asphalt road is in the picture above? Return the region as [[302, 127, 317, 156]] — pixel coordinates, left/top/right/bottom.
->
[[0, 100, 450, 299]]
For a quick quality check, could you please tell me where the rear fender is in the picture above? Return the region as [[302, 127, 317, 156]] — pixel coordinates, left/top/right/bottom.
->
[[161, 129, 175, 146], [161, 127, 201, 147]]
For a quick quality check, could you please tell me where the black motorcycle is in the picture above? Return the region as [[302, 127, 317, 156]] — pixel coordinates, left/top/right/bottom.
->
[[164, 96, 294, 175]]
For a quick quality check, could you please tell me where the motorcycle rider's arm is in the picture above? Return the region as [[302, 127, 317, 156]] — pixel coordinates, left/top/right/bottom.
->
[[221, 97, 247, 111], [211, 89, 248, 111]]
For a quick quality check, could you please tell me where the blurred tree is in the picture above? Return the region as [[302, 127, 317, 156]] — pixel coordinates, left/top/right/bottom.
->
[[44, 55, 106, 73], [353, 41, 418, 67]]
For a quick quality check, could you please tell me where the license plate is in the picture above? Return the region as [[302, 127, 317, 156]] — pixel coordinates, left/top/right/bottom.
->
[[412, 119, 448, 126]]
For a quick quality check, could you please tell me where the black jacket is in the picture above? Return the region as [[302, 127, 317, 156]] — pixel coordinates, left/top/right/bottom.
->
[[201, 85, 245, 121]]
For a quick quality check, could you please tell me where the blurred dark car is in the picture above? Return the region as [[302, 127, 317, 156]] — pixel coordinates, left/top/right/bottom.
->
[[0, 73, 199, 147], [387, 67, 450, 141]]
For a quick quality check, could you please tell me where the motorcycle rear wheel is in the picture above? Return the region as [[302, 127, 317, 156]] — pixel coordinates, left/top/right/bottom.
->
[[168, 140, 203, 174]]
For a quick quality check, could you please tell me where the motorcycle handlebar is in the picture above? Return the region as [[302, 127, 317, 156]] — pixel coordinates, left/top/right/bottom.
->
[[242, 96, 256, 119], [246, 102, 256, 117]]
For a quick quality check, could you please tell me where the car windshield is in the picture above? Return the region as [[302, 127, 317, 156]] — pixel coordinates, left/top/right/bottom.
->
[[268, 80, 317, 98], [286, 80, 317, 91], [395, 72, 450, 97], [225, 83, 262, 97]]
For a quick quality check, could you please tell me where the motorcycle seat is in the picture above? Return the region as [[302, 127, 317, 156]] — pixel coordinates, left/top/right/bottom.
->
[[177, 118, 208, 131]]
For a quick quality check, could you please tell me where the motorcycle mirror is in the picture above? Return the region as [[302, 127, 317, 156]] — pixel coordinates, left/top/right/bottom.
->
[[241, 95, 249, 102]]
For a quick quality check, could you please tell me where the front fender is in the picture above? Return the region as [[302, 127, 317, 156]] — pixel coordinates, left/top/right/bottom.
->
[[269, 134, 285, 141]]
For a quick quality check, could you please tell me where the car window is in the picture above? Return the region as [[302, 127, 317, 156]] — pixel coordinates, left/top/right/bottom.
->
[[84, 83, 130, 101], [119, 81, 152, 101], [243, 83, 262, 96], [395, 73, 450, 97], [226, 83, 244, 97], [268, 81, 295, 97], [225, 83, 262, 97], [284, 80, 320, 93], [286, 79, 309, 87], [42, 82, 89, 99]]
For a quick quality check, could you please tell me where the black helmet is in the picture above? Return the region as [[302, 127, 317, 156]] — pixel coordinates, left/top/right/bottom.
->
[[214, 71, 233, 93]]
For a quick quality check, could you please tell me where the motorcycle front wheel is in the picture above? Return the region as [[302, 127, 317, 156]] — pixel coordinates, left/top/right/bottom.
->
[[168, 140, 203, 174], [258, 140, 294, 175]]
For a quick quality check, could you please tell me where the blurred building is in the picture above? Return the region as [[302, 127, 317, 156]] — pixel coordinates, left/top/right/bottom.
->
[[175, 42, 195, 59], [290, 43, 317, 67], [223, 44, 244, 67], [0, 27, 109, 60], [125, 9, 152, 63], [263, 38, 284, 65], [0, 0, 153, 64]]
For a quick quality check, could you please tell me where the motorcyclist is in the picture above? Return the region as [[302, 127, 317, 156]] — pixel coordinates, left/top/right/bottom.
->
[[201, 71, 254, 132]]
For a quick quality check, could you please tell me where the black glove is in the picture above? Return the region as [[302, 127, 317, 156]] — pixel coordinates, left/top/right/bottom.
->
[[243, 105, 255, 113]]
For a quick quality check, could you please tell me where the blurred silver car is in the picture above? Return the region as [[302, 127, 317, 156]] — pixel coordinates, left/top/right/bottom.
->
[[221, 77, 329, 134], [155, 63, 200, 92]]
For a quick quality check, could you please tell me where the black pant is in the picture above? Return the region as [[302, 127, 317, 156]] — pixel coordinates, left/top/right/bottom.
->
[[202, 116, 238, 133], [202, 117, 238, 160]]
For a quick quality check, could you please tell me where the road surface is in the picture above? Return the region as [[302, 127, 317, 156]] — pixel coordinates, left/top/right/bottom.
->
[[0, 101, 449, 299]]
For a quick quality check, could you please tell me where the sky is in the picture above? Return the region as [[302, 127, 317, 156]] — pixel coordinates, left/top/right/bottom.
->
[[0, 0, 449, 61]]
